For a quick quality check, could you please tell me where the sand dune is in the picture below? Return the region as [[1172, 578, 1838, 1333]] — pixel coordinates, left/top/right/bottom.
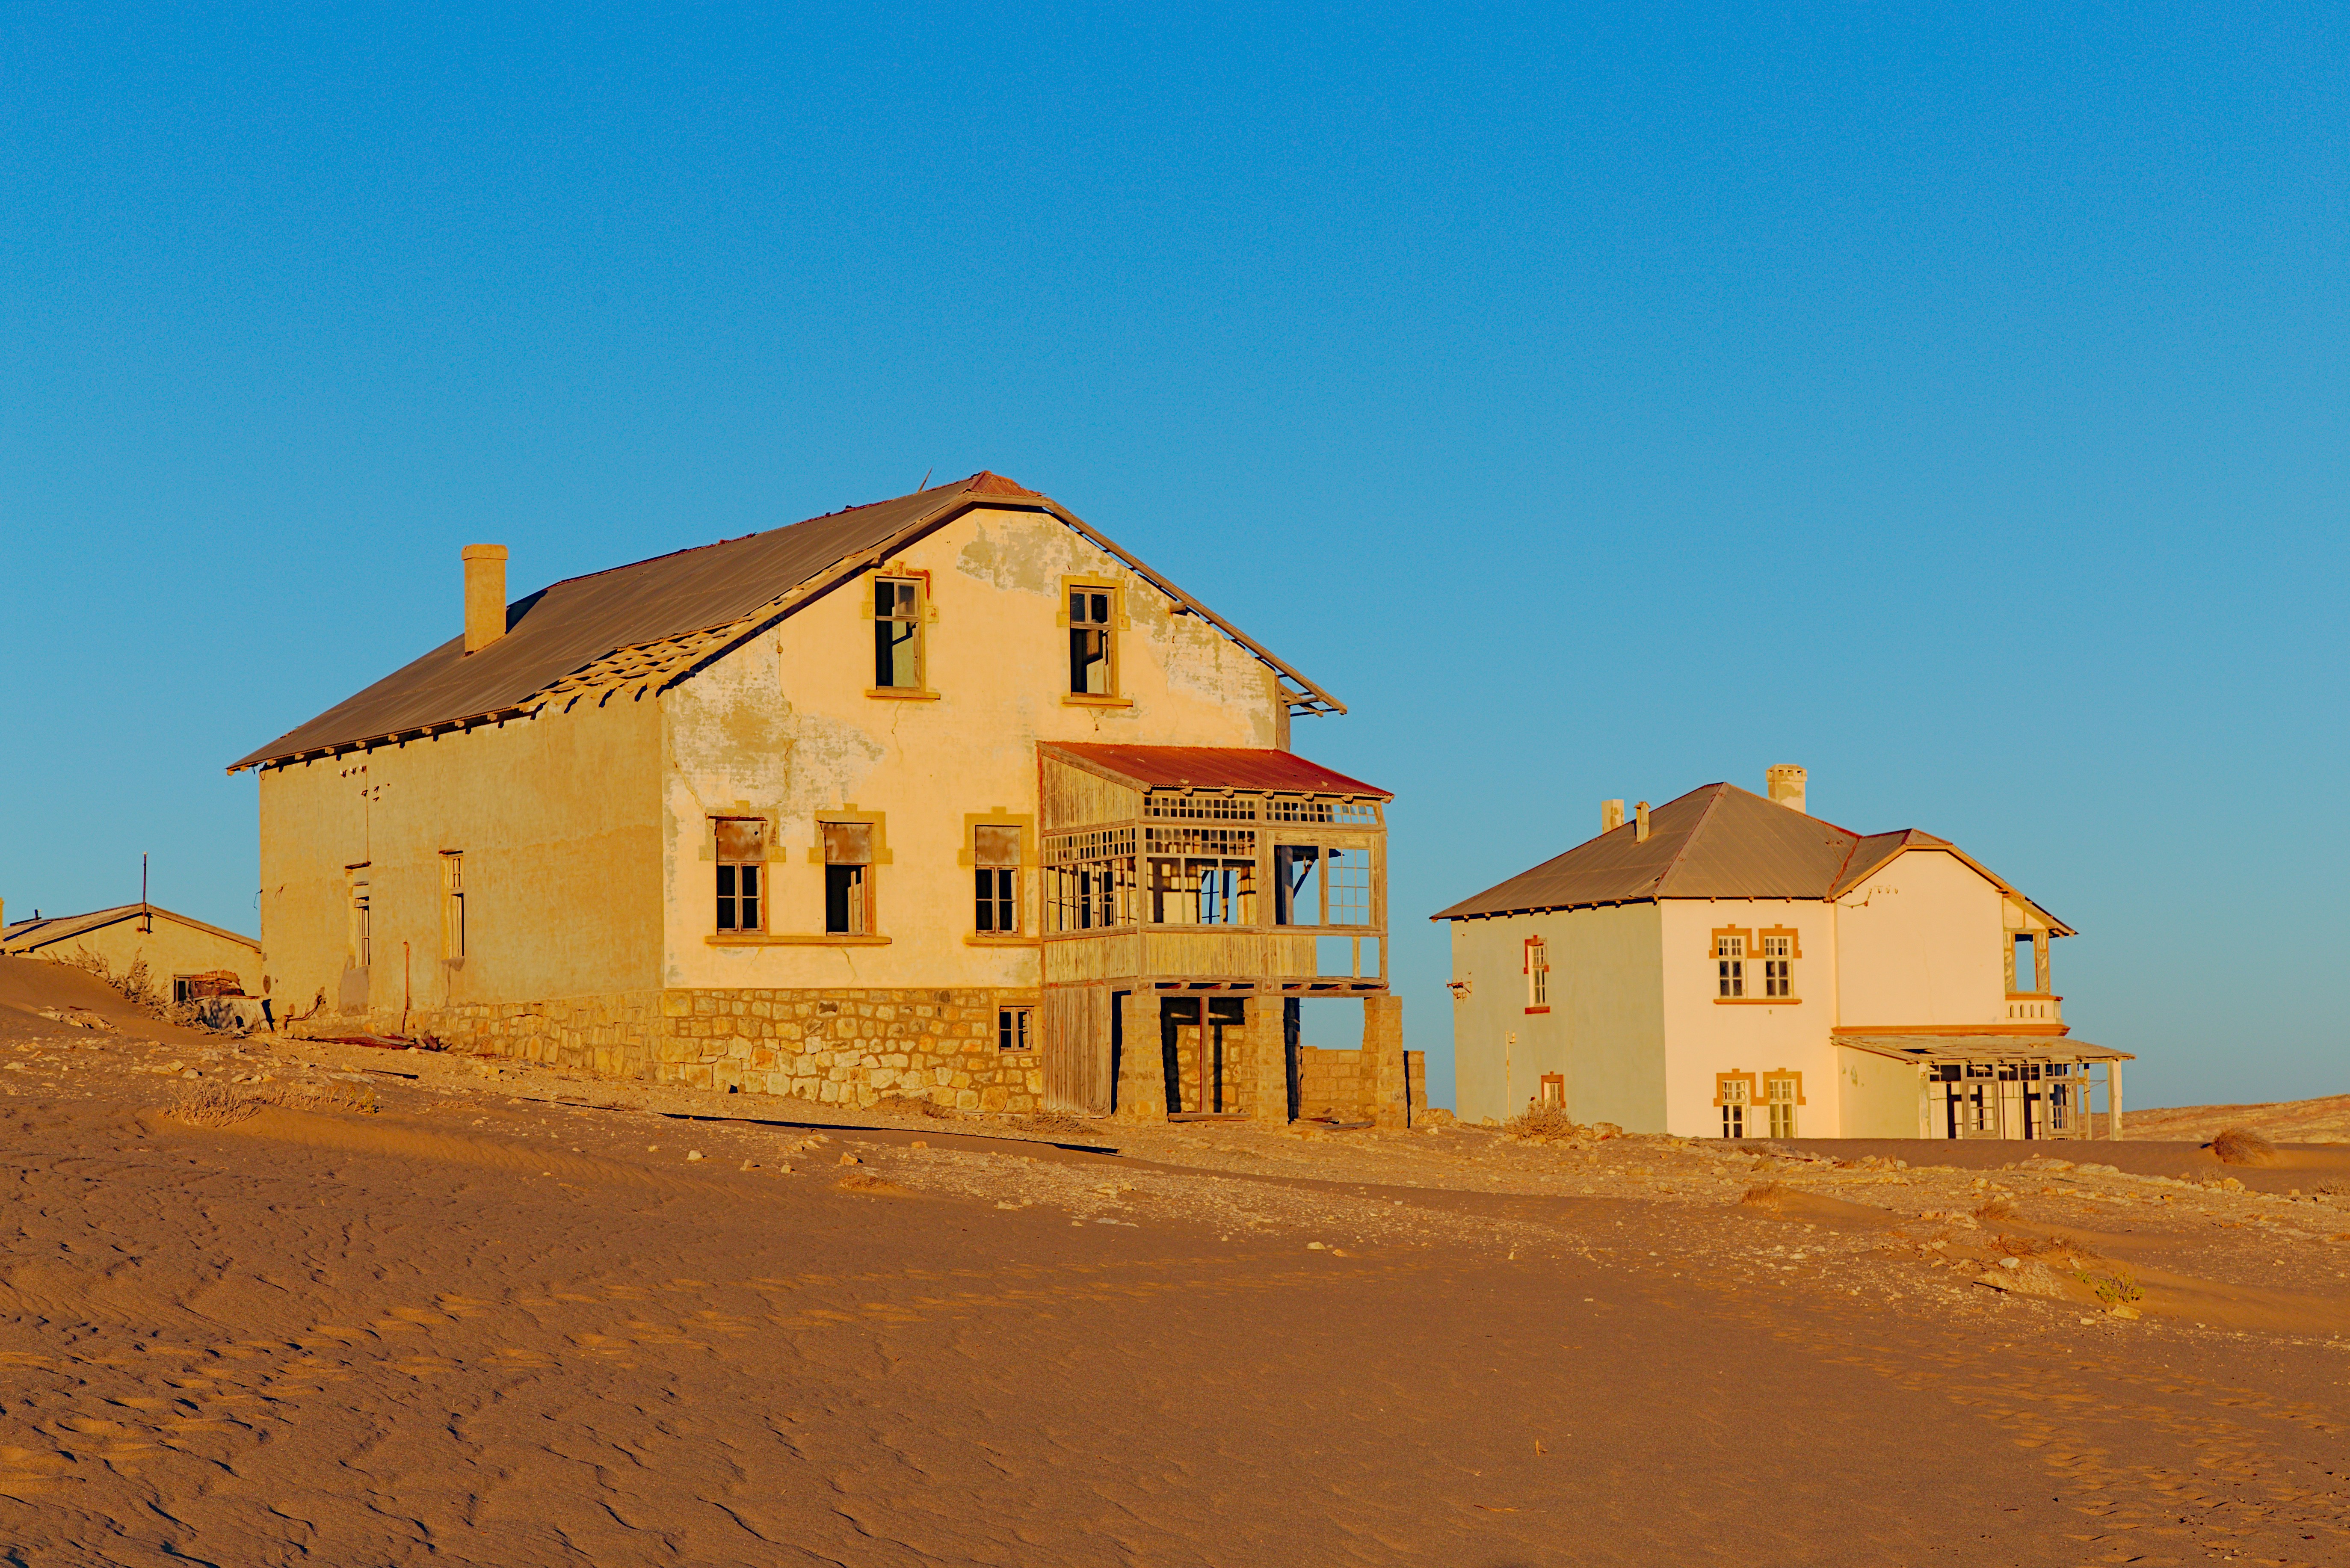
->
[[2, 955, 2346, 1565]]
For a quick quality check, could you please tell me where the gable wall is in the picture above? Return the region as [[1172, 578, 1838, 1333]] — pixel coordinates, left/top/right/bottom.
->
[[1657, 898, 1835, 1137], [1831, 849, 2007, 1029], [256, 692, 663, 1027], [1445, 903, 1664, 1128], [20, 917, 261, 1001], [658, 505, 1290, 992]]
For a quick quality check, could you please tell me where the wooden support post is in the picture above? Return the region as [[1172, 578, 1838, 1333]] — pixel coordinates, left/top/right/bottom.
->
[[1364, 994, 1407, 1128], [2110, 1062, 2125, 1141]]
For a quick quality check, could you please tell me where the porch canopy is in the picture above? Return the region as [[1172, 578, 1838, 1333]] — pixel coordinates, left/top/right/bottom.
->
[[1835, 1032, 2134, 1068]]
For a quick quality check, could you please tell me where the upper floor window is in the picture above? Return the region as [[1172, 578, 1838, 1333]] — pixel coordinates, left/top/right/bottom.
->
[[874, 577, 923, 690], [974, 824, 1021, 933], [1069, 586, 1115, 695], [715, 818, 765, 932], [1761, 933, 1792, 997], [1525, 936, 1549, 1010], [822, 821, 873, 935], [1715, 934, 1745, 997]]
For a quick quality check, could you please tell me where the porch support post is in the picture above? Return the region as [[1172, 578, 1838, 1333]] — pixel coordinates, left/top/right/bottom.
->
[[1364, 994, 1407, 1129], [1245, 996, 1287, 1126], [2110, 1061, 2125, 1141]]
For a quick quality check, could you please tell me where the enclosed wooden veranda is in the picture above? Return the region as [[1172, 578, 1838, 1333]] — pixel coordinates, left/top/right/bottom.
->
[[1035, 743, 1405, 1125]]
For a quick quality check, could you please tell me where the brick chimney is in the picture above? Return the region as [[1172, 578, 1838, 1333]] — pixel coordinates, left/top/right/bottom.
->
[[1766, 764, 1807, 814], [1634, 801, 1651, 842], [1601, 799, 1625, 835], [463, 545, 509, 654]]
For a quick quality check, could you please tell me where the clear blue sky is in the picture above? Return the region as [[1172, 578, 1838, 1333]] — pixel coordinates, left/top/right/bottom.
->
[[4, 4, 2343, 1110]]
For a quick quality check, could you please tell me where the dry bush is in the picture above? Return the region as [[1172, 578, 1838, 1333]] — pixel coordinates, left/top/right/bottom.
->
[[1974, 1195, 2021, 1222], [1995, 1231, 2099, 1265], [1740, 1181, 1791, 1209], [1504, 1103, 1586, 1144], [164, 1081, 376, 1128], [2210, 1127, 2276, 1166]]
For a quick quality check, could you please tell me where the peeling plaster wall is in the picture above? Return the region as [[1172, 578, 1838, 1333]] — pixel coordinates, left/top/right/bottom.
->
[[658, 506, 1287, 993], [256, 695, 663, 1030]]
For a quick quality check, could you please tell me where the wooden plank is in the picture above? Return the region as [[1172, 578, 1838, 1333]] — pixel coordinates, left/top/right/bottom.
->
[[1042, 985, 1113, 1115]]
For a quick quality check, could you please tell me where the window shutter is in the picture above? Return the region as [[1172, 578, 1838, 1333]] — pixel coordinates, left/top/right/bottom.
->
[[823, 822, 874, 865], [715, 819, 765, 861], [974, 824, 1021, 867]]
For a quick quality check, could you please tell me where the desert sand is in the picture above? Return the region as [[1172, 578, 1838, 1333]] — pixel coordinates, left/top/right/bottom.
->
[[3, 953, 2346, 1566]]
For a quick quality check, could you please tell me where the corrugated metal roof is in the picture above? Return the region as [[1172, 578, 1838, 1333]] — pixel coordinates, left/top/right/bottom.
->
[[1, 904, 260, 954], [1045, 743, 1390, 798], [1429, 783, 2068, 927], [1835, 1033, 2133, 1064], [230, 471, 1346, 772]]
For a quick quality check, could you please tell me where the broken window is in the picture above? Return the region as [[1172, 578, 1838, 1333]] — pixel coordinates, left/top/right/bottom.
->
[[1525, 937, 1549, 1009], [349, 877, 371, 968], [1325, 850, 1370, 926], [1274, 846, 1320, 925], [715, 818, 765, 932], [1042, 828, 1137, 933], [1068, 587, 1114, 695], [1148, 858, 1255, 925], [1716, 934, 1745, 997], [1718, 1075, 1749, 1138], [441, 851, 465, 960], [873, 577, 923, 690], [1761, 933, 1791, 998], [997, 1006, 1033, 1052], [823, 820, 873, 935], [974, 824, 1020, 933], [1765, 1074, 1799, 1138], [2011, 932, 2043, 994]]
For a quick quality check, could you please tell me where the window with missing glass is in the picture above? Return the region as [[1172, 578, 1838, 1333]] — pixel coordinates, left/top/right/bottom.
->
[[822, 820, 873, 935], [998, 1006, 1033, 1052], [974, 824, 1020, 933], [1068, 586, 1114, 695], [873, 577, 923, 689], [715, 818, 765, 932]]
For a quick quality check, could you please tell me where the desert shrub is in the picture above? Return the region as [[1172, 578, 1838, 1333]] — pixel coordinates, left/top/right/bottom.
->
[[165, 1081, 376, 1128], [2210, 1127, 2276, 1166], [2081, 1269, 2144, 1307], [1504, 1103, 1585, 1144], [1740, 1181, 1790, 1209], [1974, 1195, 2020, 1222]]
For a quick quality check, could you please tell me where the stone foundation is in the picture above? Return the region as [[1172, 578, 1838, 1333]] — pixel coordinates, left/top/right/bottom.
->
[[302, 987, 1047, 1113]]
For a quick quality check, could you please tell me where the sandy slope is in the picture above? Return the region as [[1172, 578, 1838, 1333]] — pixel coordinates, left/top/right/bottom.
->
[[2119, 1094, 2350, 1146], [3, 957, 2347, 1565]]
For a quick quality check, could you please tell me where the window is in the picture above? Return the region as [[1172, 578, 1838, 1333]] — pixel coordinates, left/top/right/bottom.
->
[[1149, 857, 1255, 925], [873, 576, 923, 690], [1719, 1075, 1749, 1138], [1761, 933, 1791, 997], [1326, 849, 1370, 926], [2012, 932, 2042, 994], [1716, 934, 1745, 997], [715, 818, 765, 932], [1068, 586, 1115, 695], [441, 852, 465, 960], [350, 877, 372, 967], [1525, 937, 1549, 1010], [823, 820, 873, 934], [1765, 1074, 1800, 1138], [974, 824, 1021, 933], [998, 1006, 1033, 1052], [1274, 845, 1321, 925]]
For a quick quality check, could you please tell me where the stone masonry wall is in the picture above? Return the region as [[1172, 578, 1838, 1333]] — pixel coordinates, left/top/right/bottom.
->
[[1296, 1045, 1374, 1122], [320, 987, 1045, 1113]]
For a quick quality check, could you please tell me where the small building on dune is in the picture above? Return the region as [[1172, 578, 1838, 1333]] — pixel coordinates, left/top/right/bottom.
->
[[228, 472, 1407, 1124], [1431, 767, 2131, 1141], [0, 902, 262, 1004]]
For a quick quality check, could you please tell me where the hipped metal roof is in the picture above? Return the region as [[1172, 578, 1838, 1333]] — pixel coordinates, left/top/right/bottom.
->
[[1044, 743, 1390, 799], [1834, 1033, 2134, 1065], [1430, 782, 2069, 930], [230, 473, 1346, 772], [1, 904, 260, 955]]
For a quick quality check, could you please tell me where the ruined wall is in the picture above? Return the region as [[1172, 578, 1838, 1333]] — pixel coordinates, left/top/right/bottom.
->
[[658, 505, 1288, 996], [32, 917, 262, 1002], [1296, 1045, 1373, 1121]]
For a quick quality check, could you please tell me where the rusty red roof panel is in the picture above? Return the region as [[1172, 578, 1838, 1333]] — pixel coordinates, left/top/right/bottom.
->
[[1046, 743, 1390, 799]]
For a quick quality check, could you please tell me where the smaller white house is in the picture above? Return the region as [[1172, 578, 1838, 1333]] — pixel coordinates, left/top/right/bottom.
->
[[1431, 767, 2129, 1141]]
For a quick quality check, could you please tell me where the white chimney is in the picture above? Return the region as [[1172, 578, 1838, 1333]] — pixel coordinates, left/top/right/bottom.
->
[[1601, 799, 1625, 835], [463, 544, 509, 654], [1766, 764, 1807, 814], [1634, 801, 1651, 842]]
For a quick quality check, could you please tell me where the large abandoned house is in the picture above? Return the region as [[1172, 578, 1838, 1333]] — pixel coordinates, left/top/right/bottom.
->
[[229, 473, 1406, 1124], [1433, 767, 2131, 1140]]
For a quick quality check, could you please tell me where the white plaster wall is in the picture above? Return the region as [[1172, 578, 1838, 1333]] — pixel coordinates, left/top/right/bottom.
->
[[659, 506, 1291, 991], [1445, 903, 1664, 1129], [1657, 899, 1837, 1139], [1832, 849, 2007, 1029], [1835, 1045, 1927, 1138]]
